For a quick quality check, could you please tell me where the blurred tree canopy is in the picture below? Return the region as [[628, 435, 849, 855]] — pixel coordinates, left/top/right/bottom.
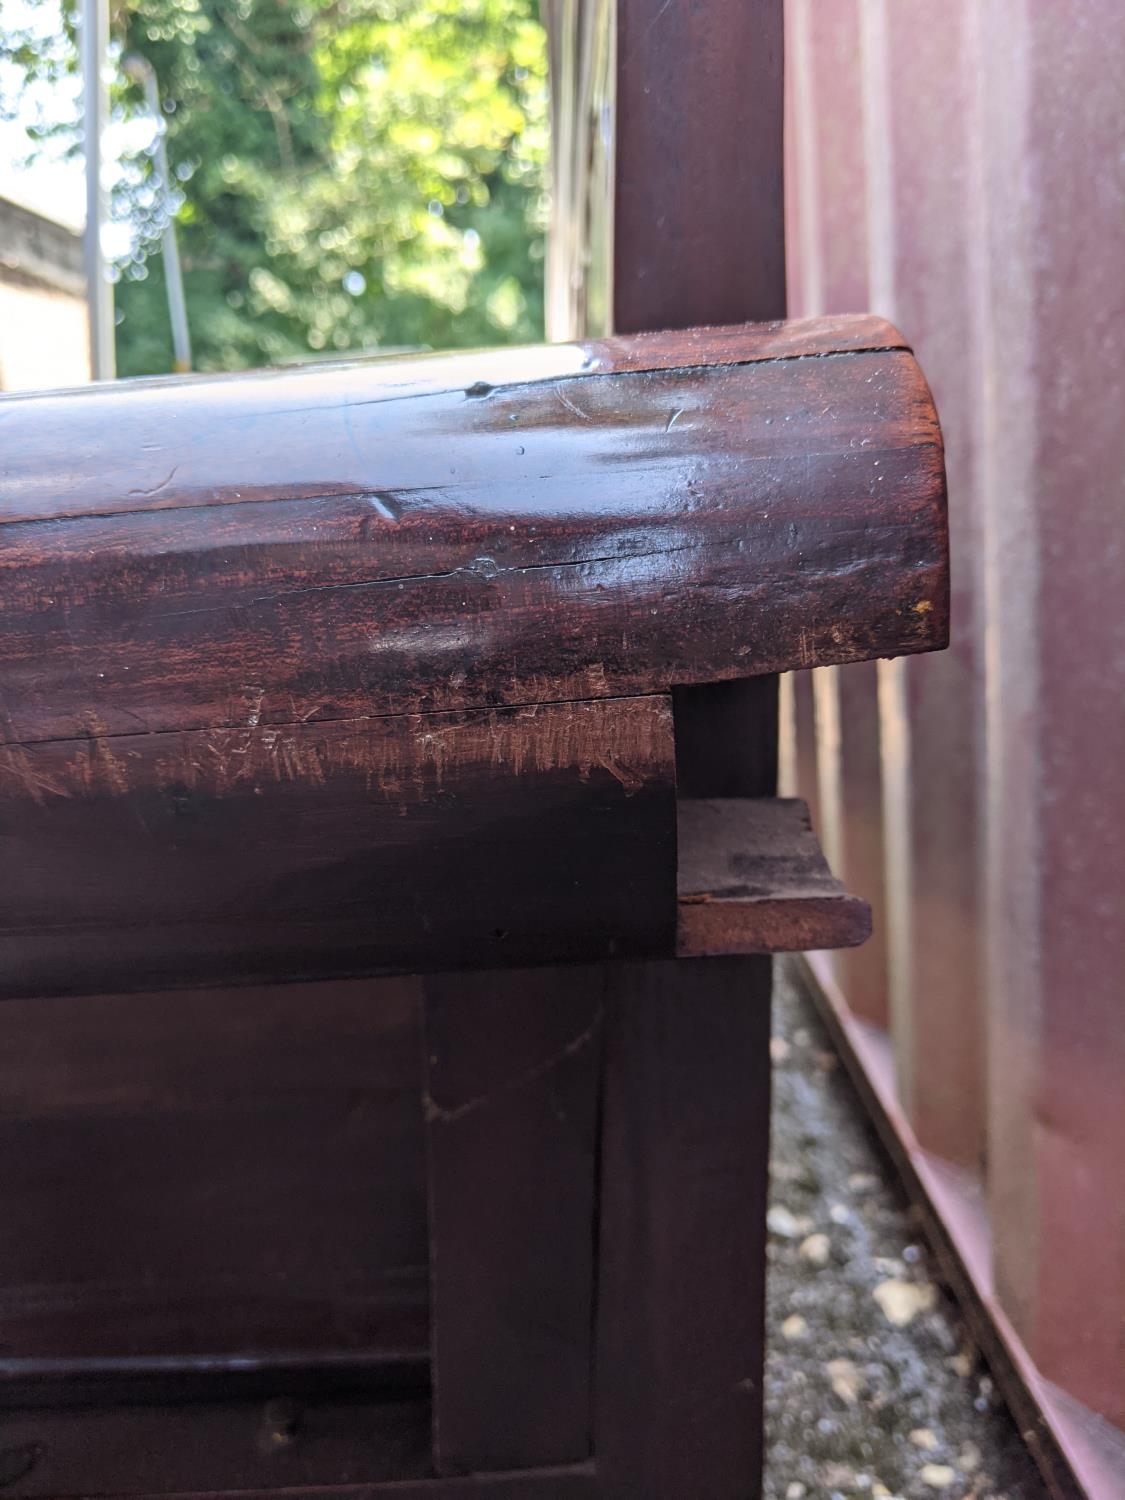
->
[[1, 0, 548, 373]]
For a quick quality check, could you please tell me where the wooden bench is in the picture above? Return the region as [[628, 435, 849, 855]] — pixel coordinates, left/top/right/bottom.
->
[[0, 317, 947, 1496]]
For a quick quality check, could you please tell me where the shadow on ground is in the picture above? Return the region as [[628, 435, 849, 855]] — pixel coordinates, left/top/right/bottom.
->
[[765, 964, 1049, 1500]]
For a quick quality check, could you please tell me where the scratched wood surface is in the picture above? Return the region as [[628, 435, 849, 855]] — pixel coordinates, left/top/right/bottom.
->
[[0, 696, 675, 999], [0, 321, 947, 748]]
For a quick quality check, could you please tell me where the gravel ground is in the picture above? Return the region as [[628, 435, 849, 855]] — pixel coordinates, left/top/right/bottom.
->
[[765, 964, 1049, 1500]]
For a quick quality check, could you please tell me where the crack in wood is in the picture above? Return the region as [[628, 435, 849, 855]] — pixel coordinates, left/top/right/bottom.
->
[[423, 1007, 605, 1125]]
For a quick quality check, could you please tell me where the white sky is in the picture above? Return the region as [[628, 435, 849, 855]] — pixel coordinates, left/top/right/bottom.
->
[[0, 0, 142, 254], [0, 117, 86, 231]]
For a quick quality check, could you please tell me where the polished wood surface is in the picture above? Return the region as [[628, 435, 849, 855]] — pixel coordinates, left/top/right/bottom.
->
[[0, 317, 946, 1000], [0, 320, 946, 748], [0, 315, 909, 524], [677, 798, 873, 956]]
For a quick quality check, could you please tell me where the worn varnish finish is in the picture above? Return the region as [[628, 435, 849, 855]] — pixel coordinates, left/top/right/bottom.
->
[[0, 314, 911, 526], [0, 322, 947, 747], [677, 798, 873, 956], [0, 318, 947, 1000], [0, 696, 675, 999]]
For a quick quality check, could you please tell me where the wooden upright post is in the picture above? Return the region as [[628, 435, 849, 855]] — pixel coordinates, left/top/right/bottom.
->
[[594, 5, 785, 1493]]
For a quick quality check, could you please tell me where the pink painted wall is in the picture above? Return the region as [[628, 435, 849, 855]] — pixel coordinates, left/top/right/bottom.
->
[[785, 0, 1124, 1438]]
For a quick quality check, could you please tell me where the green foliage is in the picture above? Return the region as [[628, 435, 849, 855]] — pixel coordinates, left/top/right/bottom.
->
[[1, 0, 548, 373]]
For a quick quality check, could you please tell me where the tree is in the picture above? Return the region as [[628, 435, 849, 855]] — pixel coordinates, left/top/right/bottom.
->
[[1, 0, 548, 374]]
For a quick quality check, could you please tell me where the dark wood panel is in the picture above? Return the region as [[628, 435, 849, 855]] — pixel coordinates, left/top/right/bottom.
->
[[671, 678, 779, 800], [0, 979, 429, 1384], [593, 958, 772, 1499], [423, 969, 603, 1474], [0, 697, 675, 999], [0, 978, 421, 1114], [0, 1395, 435, 1496], [84, 1463, 599, 1500], [0, 333, 947, 747], [676, 797, 872, 955], [0, 1392, 595, 1497]]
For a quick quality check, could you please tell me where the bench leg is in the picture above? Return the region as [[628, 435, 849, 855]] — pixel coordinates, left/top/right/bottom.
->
[[594, 956, 771, 1499]]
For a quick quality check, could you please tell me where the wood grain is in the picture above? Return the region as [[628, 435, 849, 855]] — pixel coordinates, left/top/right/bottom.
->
[[0, 696, 675, 999], [676, 797, 873, 955], [0, 324, 947, 748]]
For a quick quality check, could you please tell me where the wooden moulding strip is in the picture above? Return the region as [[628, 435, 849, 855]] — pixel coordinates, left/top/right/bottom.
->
[[676, 798, 871, 957]]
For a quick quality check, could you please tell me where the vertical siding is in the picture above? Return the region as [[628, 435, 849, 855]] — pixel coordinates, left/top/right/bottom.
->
[[981, 0, 1125, 1430], [879, 0, 989, 1171], [786, 0, 1125, 1475]]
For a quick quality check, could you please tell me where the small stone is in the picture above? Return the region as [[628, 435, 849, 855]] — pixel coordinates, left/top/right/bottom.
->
[[959, 1441, 982, 1473], [910, 1428, 939, 1451], [826, 1357, 864, 1406], [799, 1232, 832, 1267], [814, 1049, 839, 1072], [873, 1256, 906, 1277], [872, 1277, 937, 1326], [829, 1202, 852, 1225], [786, 1486, 806, 1500], [781, 1313, 809, 1341], [849, 1172, 880, 1191], [768, 1205, 811, 1239], [770, 1035, 791, 1063], [919, 1464, 957, 1489], [823, 1463, 858, 1489], [946, 1351, 973, 1378]]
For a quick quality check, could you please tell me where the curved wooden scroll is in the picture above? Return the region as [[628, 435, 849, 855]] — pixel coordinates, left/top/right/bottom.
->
[[1, 316, 945, 744]]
